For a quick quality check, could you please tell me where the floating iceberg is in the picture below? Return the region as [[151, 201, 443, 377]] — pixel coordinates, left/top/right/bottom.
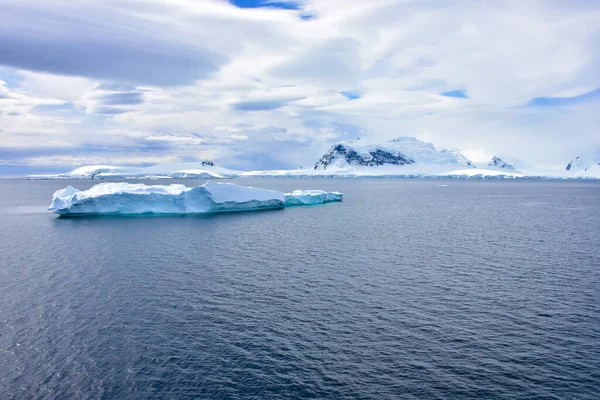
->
[[284, 190, 343, 205], [48, 181, 343, 216]]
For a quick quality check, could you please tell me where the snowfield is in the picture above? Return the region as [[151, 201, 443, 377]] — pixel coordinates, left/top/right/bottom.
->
[[48, 181, 343, 216]]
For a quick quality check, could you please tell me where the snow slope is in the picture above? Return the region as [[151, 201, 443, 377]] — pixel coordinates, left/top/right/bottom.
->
[[566, 152, 600, 172], [49, 181, 343, 216]]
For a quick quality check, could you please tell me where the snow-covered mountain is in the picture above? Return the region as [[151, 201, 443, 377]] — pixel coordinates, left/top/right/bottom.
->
[[487, 156, 517, 171], [566, 152, 600, 172], [565, 151, 600, 178], [59, 161, 232, 179], [314, 137, 475, 170], [27, 141, 600, 180]]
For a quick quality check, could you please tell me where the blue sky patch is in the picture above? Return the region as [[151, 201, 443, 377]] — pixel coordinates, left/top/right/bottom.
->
[[229, 0, 300, 10], [440, 90, 468, 98], [340, 91, 361, 100], [0, 68, 23, 89], [526, 88, 600, 107]]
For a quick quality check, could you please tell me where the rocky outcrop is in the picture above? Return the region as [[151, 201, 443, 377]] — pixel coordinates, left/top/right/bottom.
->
[[488, 156, 516, 171], [566, 153, 600, 172]]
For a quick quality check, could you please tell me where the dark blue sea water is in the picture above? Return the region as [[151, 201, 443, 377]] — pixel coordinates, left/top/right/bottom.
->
[[1, 179, 599, 399]]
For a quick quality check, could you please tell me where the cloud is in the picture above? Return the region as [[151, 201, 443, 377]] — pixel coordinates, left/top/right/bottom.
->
[[98, 92, 144, 106], [93, 107, 132, 115], [1, 0, 600, 173], [0, 2, 227, 86], [271, 38, 362, 85], [232, 97, 304, 111]]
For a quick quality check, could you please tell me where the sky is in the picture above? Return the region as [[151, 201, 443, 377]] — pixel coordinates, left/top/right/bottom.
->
[[0, 0, 599, 173]]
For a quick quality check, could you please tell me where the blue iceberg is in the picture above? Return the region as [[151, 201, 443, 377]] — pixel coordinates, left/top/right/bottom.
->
[[49, 181, 342, 216]]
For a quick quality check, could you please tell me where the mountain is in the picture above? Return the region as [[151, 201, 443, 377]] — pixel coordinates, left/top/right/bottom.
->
[[314, 137, 475, 170], [29, 142, 600, 180], [487, 156, 517, 171], [566, 151, 600, 172]]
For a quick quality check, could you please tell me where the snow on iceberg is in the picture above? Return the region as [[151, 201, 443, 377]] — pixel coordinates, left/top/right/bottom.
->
[[49, 181, 342, 216]]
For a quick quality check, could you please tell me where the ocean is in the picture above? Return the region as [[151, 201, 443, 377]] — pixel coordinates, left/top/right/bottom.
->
[[1, 178, 599, 399]]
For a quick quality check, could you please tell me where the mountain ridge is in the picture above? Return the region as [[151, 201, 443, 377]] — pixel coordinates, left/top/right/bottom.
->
[[314, 137, 474, 170]]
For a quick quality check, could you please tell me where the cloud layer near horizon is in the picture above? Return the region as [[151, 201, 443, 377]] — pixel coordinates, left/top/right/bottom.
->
[[1, 0, 599, 172]]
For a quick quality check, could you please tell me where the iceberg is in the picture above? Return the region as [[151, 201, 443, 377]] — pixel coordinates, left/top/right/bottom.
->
[[48, 181, 343, 216], [284, 190, 343, 205]]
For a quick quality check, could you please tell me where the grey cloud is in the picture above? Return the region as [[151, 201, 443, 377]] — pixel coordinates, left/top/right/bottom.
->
[[0, 3, 227, 86], [232, 98, 302, 111], [0, 138, 175, 162], [99, 92, 144, 106], [93, 107, 131, 115], [95, 82, 137, 91]]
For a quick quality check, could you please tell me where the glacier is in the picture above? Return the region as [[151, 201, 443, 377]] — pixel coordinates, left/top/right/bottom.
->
[[48, 181, 343, 216]]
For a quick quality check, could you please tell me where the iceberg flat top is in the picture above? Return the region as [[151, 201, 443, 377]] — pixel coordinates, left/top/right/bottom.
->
[[49, 181, 343, 216]]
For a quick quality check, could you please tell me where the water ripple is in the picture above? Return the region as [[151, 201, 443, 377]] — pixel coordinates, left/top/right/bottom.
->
[[0, 179, 599, 399]]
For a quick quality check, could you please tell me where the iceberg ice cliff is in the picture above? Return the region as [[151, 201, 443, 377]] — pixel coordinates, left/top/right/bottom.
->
[[49, 181, 343, 216], [284, 190, 343, 205]]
